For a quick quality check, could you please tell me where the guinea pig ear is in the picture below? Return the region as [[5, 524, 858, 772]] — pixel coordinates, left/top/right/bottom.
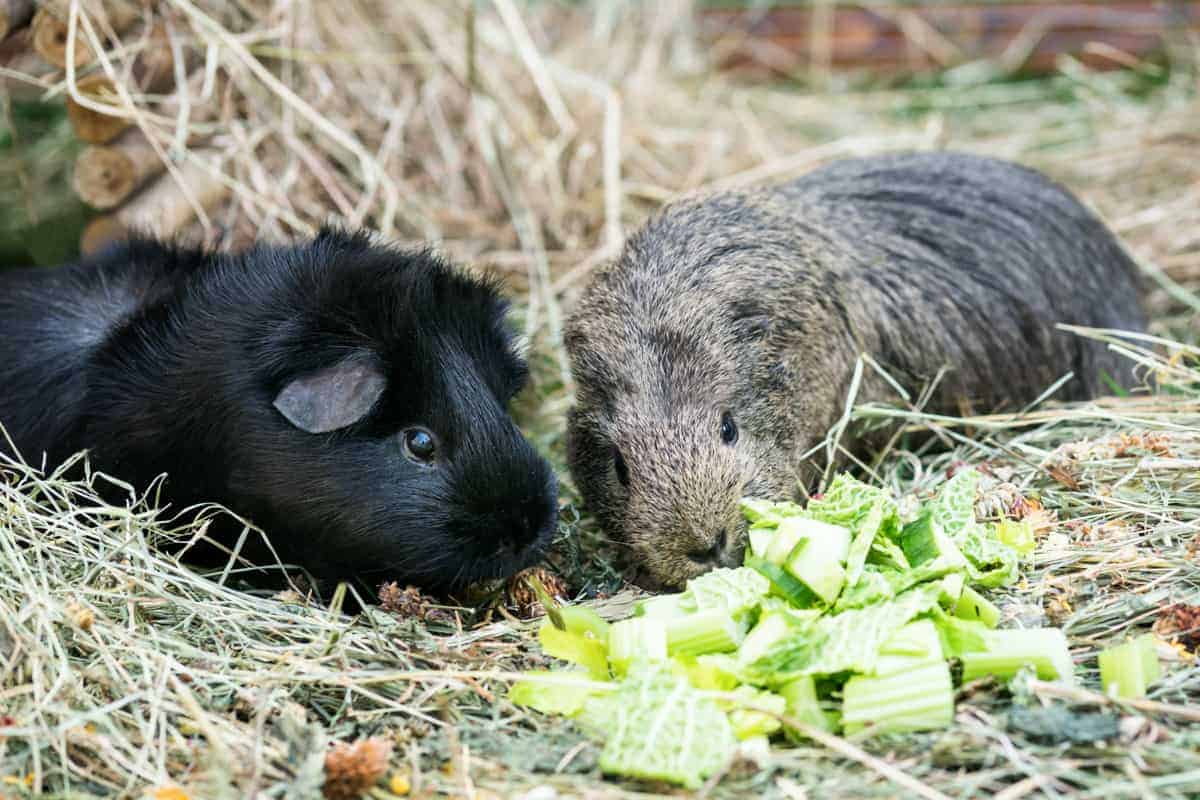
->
[[273, 357, 387, 434]]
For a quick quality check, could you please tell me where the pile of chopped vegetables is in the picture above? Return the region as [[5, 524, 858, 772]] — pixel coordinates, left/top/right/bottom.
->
[[508, 469, 1165, 789]]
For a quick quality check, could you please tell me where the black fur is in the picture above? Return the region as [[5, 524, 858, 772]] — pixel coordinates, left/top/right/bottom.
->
[[0, 229, 557, 590]]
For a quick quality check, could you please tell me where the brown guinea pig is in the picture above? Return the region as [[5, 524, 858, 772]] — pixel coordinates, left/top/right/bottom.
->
[[564, 151, 1146, 589]]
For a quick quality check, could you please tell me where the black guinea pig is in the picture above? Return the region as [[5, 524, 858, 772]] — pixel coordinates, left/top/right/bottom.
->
[[0, 228, 558, 591]]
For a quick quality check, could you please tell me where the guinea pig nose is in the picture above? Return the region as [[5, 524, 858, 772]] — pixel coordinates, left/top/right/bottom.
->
[[687, 529, 728, 565]]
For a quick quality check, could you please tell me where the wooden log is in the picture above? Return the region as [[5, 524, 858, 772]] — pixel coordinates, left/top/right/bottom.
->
[[79, 152, 230, 255], [0, 0, 34, 40], [0, 28, 57, 101], [66, 73, 128, 144], [73, 130, 164, 209], [30, 0, 138, 69], [64, 24, 182, 144]]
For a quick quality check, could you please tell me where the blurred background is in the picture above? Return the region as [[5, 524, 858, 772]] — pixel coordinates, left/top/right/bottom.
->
[[1, 0, 1197, 398]]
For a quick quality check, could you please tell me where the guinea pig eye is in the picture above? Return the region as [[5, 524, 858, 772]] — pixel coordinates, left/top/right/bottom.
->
[[402, 428, 437, 463], [720, 411, 738, 446], [612, 445, 630, 487]]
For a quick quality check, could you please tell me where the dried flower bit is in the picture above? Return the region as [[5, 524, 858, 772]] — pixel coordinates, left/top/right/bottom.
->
[[378, 582, 433, 620], [322, 737, 393, 800], [1153, 603, 1200, 653], [507, 566, 569, 618]]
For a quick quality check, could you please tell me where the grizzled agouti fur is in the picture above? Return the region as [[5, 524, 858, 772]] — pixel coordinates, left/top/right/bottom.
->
[[0, 229, 557, 591], [565, 151, 1146, 589]]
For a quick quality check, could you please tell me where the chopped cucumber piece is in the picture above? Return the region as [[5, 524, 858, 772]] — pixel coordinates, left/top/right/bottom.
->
[[1099, 634, 1162, 699], [666, 610, 746, 657], [748, 527, 775, 560], [842, 659, 954, 736], [746, 555, 821, 608], [608, 617, 667, 675], [960, 628, 1074, 685], [784, 543, 847, 606], [900, 512, 969, 571], [954, 585, 1001, 628]]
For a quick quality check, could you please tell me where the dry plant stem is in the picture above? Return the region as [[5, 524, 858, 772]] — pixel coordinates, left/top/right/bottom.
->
[[1029, 679, 1200, 723], [776, 713, 953, 800], [0, 0, 33, 40], [72, 129, 164, 208]]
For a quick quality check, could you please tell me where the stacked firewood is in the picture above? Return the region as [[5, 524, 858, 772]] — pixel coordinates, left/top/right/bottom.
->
[[1, 0, 228, 254]]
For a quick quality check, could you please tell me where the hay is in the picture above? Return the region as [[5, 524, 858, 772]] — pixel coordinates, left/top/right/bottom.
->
[[2, 0, 1200, 797]]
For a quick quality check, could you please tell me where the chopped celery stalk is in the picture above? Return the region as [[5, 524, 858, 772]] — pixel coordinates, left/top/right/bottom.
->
[[746, 555, 821, 608], [930, 608, 989, 657], [874, 619, 944, 677], [1099, 634, 1161, 699], [508, 670, 611, 716], [608, 618, 667, 675], [724, 686, 786, 740], [1138, 634, 1163, 684], [558, 605, 611, 643], [636, 593, 690, 619], [685, 567, 770, 617], [938, 573, 966, 607], [960, 628, 1074, 685], [666, 610, 746, 657], [784, 538, 848, 606], [842, 659, 954, 736], [954, 585, 1001, 628], [995, 518, 1037, 556], [779, 675, 836, 741], [899, 512, 969, 570], [738, 613, 797, 666], [882, 619, 942, 658], [539, 622, 610, 680], [748, 527, 775, 560]]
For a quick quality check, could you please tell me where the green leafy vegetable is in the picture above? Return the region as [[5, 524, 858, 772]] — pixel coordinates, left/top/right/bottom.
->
[[580, 665, 737, 789], [683, 566, 770, 618]]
